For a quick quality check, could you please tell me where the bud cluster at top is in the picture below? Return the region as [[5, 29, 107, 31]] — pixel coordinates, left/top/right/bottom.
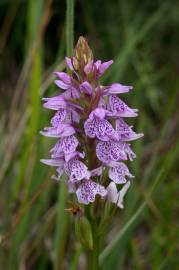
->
[[40, 36, 143, 207]]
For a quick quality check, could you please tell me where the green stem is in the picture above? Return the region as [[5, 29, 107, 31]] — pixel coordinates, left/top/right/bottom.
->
[[66, 0, 74, 56], [87, 220, 100, 270], [54, 179, 68, 270]]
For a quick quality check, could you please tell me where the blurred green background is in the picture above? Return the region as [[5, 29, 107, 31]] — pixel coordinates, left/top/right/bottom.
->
[[0, 0, 179, 269]]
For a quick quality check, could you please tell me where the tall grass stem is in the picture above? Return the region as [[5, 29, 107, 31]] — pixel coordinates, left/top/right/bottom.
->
[[66, 0, 74, 56]]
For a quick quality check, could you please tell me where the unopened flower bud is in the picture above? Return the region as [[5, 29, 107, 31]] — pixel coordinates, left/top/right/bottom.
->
[[73, 36, 93, 72], [75, 216, 93, 250]]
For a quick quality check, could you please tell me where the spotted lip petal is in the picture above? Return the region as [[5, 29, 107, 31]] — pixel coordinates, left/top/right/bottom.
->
[[109, 95, 138, 117], [116, 118, 144, 141], [96, 141, 127, 164], [84, 113, 119, 142], [65, 159, 90, 182], [60, 135, 79, 154], [50, 135, 78, 158], [50, 109, 67, 127], [108, 162, 134, 184], [76, 180, 107, 204]]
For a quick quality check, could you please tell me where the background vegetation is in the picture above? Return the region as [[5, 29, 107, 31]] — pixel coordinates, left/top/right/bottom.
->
[[0, 0, 179, 269]]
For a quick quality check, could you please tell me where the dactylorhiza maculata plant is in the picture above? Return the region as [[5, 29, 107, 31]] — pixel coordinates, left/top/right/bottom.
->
[[40, 36, 143, 257]]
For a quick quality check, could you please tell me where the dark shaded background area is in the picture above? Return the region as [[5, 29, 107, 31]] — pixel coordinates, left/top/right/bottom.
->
[[0, 0, 179, 269]]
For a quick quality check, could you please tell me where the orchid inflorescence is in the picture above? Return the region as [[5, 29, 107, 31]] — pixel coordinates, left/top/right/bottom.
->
[[40, 36, 143, 208]]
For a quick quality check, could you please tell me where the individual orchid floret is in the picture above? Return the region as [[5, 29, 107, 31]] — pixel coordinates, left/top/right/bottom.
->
[[50, 135, 79, 159], [115, 118, 144, 141], [40, 36, 143, 208], [109, 94, 138, 117], [107, 181, 131, 208], [94, 60, 113, 78], [59, 135, 79, 154], [96, 141, 128, 164], [76, 180, 107, 205], [50, 109, 67, 126], [42, 95, 66, 110], [65, 158, 91, 182], [108, 162, 134, 184], [84, 109, 119, 141], [103, 83, 133, 95]]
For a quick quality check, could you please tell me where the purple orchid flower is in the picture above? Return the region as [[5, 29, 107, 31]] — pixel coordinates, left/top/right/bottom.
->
[[40, 36, 143, 207]]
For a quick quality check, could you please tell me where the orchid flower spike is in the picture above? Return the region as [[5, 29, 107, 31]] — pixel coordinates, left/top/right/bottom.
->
[[40, 36, 143, 207]]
